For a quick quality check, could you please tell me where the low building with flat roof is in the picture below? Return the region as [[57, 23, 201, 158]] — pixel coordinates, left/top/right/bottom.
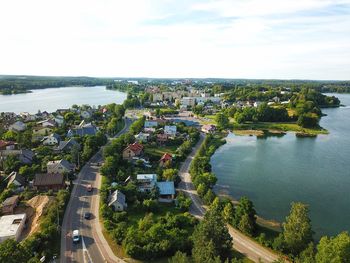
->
[[0, 213, 26, 243]]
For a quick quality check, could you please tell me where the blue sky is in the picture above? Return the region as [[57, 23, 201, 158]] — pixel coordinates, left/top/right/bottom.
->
[[0, 0, 349, 80]]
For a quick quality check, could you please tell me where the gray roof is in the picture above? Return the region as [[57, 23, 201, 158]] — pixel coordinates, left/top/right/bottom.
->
[[57, 139, 79, 151], [108, 190, 126, 207], [2, 195, 19, 206], [156, 181, 175, 195], [34, 173, 64, 187], [8, 172, 25, 186]]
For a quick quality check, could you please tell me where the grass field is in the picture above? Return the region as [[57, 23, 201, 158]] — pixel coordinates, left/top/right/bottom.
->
[[144, 144, 178, 158]]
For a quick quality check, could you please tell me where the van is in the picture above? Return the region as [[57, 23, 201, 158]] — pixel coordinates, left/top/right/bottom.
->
[[72, 230, 80, 243]]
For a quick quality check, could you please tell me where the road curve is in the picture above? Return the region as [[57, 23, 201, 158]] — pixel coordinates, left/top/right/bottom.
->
[[178, 133, 281, 263], [60, 118, 132, 263]]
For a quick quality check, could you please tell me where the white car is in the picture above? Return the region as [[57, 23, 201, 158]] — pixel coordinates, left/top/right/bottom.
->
[[72, 230, 80, 243]]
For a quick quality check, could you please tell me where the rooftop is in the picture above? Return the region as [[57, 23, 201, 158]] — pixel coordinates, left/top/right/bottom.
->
[[156, 181, 175, 195], [0, 214, 26, 239], [34, 173, 64, 186]]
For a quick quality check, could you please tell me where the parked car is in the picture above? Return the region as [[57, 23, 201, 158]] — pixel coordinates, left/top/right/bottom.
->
[[87, 184, 92, 192], [72, 230, 80, 243], [84, 212, 91, 219]]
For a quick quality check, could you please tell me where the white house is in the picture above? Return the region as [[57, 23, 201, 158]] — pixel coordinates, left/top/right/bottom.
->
[[9, 121, 26, 132], [135, 132, 150, 143], [47, 159, 75, 174], [42, 133, 61, 146], [164, 126, 177, 136], [137, 174, 157, 192], [108, 190, 127, 211], [0, 214, 27, 243], [54, 115, 65, 126]]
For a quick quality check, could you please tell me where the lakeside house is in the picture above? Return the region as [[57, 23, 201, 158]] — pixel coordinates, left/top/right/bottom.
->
[[122, 142, 144, 160], [47, 159, 75, 174], [0, 214, 27, 243], [1, 195, 19, 214], [201, 124, 216, 134], [108, 190, 127, 211], [9, 121, 26, 132], [156, 181, 176, 202], [159, 153, 172, 167], [42, 133, 61, 146], [136, 174, 157, 192], [33, 173, 65, 191]]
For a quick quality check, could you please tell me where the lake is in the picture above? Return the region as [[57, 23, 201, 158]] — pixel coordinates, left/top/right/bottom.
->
[[211, 94, 350, 239], [0, 86, 127, 114]]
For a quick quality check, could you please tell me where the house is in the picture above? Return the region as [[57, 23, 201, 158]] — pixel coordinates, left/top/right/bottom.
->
[[122, 142, 144, 160], [9, 121, 26, 132], [80, 111, 92, 119], [55, 138, 80, 153], [164, 125, 177, 136], [42, 133, 61, 146], [144, 127, 156, 133], [135, 132, 150, 143], [1, 195, 19, 214], [137, 174, 157, 192], [67, 123, 98, 137], [152, 93, 163, 102], [18, 150, 35, 164], [108, 190, 127, 211], [6, 172, 25, 188], [159, 153, 172, 167], [32, 127, 53, 141], [156, 181, 175, 201], [144, 121, 158, 128], [33, 173, 65, 191], [201, 124, 216, 134], [0, 140, 16, 150], [0, 214, 27, 243], [54, 115, 65, 126], [180, 97, 196, 107], [47, 159, 75, 174], [37, 119, 56, 128], [156, 134, 168, 145]]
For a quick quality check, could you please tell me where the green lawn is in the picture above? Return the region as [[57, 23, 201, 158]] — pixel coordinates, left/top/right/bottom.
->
[[144, 145, 178, 158], [232, 121, 328, 135]]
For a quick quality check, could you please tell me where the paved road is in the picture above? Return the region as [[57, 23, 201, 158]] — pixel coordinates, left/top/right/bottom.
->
[[60, 118, 132, 263], [178, 133, 281, 263]]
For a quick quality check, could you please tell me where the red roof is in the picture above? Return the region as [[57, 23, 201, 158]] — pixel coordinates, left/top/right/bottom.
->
[[125, 142, 144, 155], [160, 153, 172, 162], [0, 140, 16, 148]]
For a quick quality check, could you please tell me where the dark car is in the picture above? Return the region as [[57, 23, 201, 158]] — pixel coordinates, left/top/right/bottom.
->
[[84, 212, 91, 219]]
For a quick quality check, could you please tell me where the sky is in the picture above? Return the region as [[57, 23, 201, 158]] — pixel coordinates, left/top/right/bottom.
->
[[0, 0, 350, 80]]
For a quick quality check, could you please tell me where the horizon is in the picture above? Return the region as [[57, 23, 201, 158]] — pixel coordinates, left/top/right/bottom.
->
[[1, 0, 350, 80]]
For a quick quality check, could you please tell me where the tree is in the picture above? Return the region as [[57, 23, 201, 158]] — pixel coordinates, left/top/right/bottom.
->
[[222, 202, 235, 225], [3, 155, 21, 173], [215, 113, 229, 129], [297, 114, 319, 128], [192, 208, 233, 262], [100, 156, 118, 178], [234, 197, 257, 235], [315, 232, 350, 263], [168, 251, 190, 263], [282, 202, 313, 255]]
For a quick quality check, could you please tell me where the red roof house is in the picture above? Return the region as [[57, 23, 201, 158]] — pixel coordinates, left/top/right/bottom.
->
[[122, 142, 144, 160], [159, 153, 172, 167]]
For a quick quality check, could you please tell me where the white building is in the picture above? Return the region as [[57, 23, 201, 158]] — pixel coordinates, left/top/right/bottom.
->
[[137, 174, 157, 192], [42, 133, 61, 146], [108, 190, 127, 211], [0, 213, 27, 243], [164, 125, 177, 136]]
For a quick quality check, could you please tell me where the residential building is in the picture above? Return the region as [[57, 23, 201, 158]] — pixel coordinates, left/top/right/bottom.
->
[[1, 195, 19, 214], [159, 153, 172, 167], [33, 173, 65, 191], [80, 111, 92, 119], [0, 140, 16, 150], [152, 93, 163, 102], [9, 121, 26, 132], [180, 97, 196, 107], [201, 124, 216, 134], [0, 214, 27, 243], [108, 190, 127, 211], [137, 174, 157, 192], [42, 133, 61, 146], [156, 181, 175, 201], [6, 172, 25, 188], [144, 120, 158, 128], [122, 142, 144, 160], [67, 123, 98, 137], [135, 132, 150, 143], [47, 159, 75, 174], [37, 119, 56, 128], [54, 115, 65, 126], [55, 138, 80, 153], [164, 125, 177, 136], [0, 149, 35, 165], [32, 127, 53, 141], [156, 134, 168, 145]]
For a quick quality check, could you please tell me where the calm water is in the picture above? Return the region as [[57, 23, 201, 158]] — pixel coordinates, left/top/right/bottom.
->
[[0, 86, 127, 114], [211, 94, 350, 239]]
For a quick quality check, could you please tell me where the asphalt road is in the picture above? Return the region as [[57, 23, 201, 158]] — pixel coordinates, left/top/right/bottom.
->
[[178, 133, 281, 263], [60, 118, 132, 263]]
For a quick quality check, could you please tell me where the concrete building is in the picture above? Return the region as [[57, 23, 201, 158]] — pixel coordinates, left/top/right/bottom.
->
[[0, 213, 27, 243]]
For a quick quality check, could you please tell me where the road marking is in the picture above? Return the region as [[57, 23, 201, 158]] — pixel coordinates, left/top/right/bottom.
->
[[82, 236, 93, 263]]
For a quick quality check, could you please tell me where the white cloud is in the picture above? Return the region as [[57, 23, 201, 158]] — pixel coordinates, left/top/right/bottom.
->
[[0, 0, 349, 79]]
